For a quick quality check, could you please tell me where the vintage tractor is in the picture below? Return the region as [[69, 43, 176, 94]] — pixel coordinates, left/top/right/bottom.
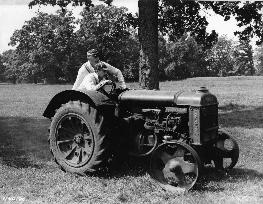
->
[[43, 83, 239, 192]]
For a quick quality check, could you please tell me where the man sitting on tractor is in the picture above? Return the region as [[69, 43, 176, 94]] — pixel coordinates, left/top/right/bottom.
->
[[72, 63, 111, 92], [72, 49, 126, 91]]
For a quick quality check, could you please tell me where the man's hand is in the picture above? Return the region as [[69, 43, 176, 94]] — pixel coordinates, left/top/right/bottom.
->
[[95, 61, 107, 71], [101, 79, 112, 85], [96, 80, 112, 90]]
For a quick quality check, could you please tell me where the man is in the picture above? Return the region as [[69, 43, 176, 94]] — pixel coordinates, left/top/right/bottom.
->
[[72, 66, 111, 92], [72, 49, 126, 91]]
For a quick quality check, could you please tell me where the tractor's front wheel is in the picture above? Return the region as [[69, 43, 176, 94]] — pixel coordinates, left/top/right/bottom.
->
[[149, 141, 202, 192], [49, 101, 110, 174], [213, 131, 239, 170]]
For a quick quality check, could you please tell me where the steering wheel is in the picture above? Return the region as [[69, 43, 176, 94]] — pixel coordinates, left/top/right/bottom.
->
[[97, 80, 116, 96]]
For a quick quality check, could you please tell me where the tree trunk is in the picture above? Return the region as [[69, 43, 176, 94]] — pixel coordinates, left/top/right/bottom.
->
[[33, 76, 38, 84], [138, 0, 159, 90], [44, 66, 57, 84]]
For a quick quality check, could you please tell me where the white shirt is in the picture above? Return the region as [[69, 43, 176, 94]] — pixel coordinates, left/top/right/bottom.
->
[[72, 61, 95, 90], [72, 61, 126, 90], [74, 72, 100, 92]]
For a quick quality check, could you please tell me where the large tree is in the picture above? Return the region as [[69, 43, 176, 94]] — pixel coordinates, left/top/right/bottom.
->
[[138, 0, 158, 89], [233, 39, 255, 76], [254, 45, 263, 75], [164, 34, 209, 80], [1, 50, 23, 83], [28, 0, 263, 89], [0, 54, 5, 81], [206, 36, 236, 77], [9, 10, 77, 83]]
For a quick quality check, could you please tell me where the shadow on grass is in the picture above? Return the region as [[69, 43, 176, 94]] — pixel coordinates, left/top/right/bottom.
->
[[98, 158, 263, 193], [86, 155, 150, 179], [195, 167, 263, 192], [0, 115, 148, 179], [109, 156, 149, 177], [0, 116, 51, 169], [219, 103, 247, 112], [219, 103, 263, 128]]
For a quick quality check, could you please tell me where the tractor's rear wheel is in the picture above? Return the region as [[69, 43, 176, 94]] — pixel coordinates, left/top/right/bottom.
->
[[49, 101, 110, 174]]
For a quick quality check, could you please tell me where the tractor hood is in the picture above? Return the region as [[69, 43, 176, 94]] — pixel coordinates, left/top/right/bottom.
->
[[118, 87, 218, 107]]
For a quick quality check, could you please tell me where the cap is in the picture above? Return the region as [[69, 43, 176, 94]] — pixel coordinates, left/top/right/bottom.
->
[[87, 49, 99, 58]]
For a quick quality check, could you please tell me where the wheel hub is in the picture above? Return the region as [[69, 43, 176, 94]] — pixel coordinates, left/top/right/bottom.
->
[[74, 134, 84, 144]]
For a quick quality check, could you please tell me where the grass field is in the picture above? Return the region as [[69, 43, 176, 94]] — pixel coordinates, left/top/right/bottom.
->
[[0, 76, 263, 204]]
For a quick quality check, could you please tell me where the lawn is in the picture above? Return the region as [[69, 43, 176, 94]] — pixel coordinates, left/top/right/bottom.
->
[[0, 76, 263, 204]]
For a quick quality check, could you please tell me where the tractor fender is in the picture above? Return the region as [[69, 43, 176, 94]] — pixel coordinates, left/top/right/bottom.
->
[[43, 90, 116, 119]]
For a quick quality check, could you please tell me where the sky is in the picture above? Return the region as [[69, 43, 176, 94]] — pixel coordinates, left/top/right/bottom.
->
[[0, 0, 241, 54]]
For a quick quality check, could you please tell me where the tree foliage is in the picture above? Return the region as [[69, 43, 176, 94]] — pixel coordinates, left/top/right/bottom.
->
[[159, 0, 218, 49], [1, 50, 23, 83], [206, 36, 236, 77], [163, 34, 209, 80], [0, 54, 5, 82], [254, 45, 263, 75], [29, 0, 113, 8], [7, 5, 140, 83], [3, 1, 263, 84], [28, 0, 263, 45], [200, 1, 263, 45], [233, 40, 255, 76], [206, 36, 255, 77], [9, 9, 77, 83]]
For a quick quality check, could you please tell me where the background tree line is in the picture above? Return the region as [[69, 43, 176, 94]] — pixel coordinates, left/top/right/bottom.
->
[[0, 4, 261, 84]]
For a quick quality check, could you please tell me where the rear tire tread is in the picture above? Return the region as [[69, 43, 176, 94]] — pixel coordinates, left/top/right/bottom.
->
[[49, 100, 111, 174]]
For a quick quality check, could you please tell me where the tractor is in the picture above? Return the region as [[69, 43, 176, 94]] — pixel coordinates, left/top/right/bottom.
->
[[43, 82, 239, 192]]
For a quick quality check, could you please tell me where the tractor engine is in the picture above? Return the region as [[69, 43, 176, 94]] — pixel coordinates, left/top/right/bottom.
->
[[124, 109, 189, 156], [117, 87, 219, 156]]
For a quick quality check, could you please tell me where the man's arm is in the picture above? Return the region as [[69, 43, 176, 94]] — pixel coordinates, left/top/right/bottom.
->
[[94, 80, 112, 90], [72, 65, 87, 90], [76, 74, 98, 91], [102, 62, 126, 89], [77, 73, 111, 91]]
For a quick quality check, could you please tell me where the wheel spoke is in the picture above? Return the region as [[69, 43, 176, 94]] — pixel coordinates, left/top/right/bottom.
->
[[216, 148, 234, 158], [68, 117, 78, 132], [214, 157, 223, 169], [77, 148, 83, 164], [217, 140, 225, 149], [80, 121, 86, 134], [140, 144, 155, 147], [74, 118, 83, 132], [83, 143, 93, 154], [86, 148, 92, 155], [83, 133, 92, 140], [57, 139, 73, 145], [64, 144, 77, 159], [60, 127, 78, 135], [225, 149, 238, 159], [84, 136, 93, 150]]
